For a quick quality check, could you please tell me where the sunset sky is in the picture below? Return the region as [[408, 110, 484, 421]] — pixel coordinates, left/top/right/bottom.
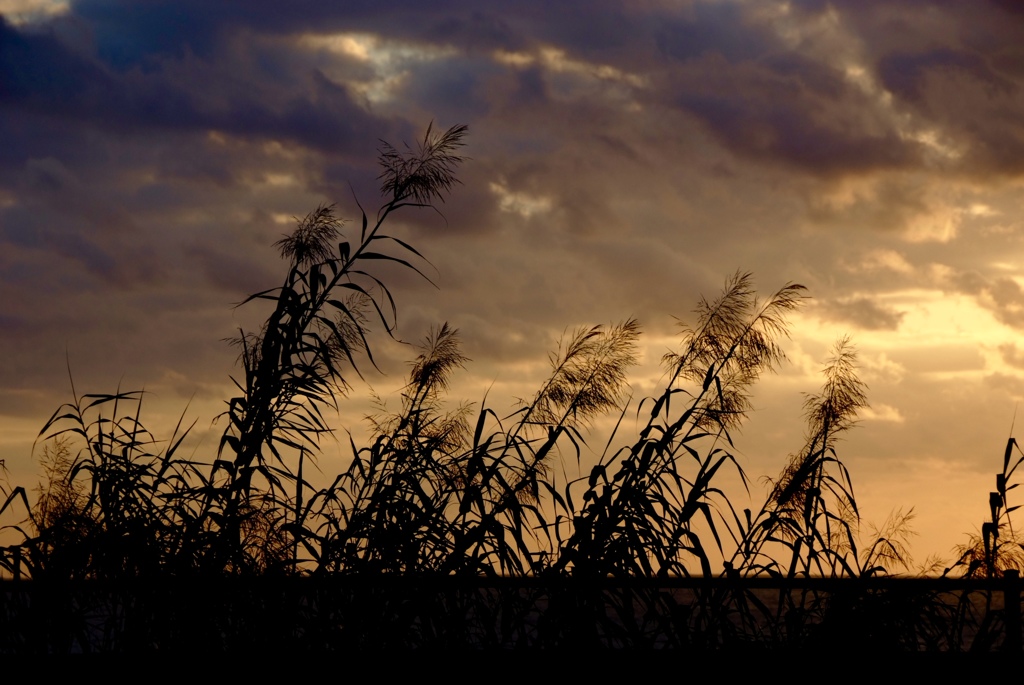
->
[[4, 0, 1024, 568]]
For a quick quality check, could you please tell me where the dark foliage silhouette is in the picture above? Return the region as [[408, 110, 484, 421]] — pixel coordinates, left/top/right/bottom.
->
[[1, 122, 1021, 653]]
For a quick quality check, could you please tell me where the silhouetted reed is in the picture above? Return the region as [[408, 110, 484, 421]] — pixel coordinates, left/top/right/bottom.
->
[[1, 122, 1021, 653]]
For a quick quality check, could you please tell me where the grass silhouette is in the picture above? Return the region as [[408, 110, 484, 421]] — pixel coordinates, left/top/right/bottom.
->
[[0, 123, 1021, 653]]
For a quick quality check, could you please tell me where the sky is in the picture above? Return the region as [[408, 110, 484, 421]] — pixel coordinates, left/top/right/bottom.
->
[[3, 0, 1024, 569]]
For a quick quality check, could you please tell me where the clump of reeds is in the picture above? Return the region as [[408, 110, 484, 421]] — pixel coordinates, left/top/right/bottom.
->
[[4, 120, 1014, 652], [949, 436, 1024, 579]]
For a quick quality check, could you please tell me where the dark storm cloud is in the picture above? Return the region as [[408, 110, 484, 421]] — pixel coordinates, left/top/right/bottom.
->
[[2, 1, 901, 180], [607, 1, 1024, 180], [984, 372, 1024, 399], [2, 202, 147, 283], [0, 16, 108, 99], [805, 177, 933, 234], [70, 0, 531, 65], [877, 49, 1013, 105], [3, 0, 1019, 331], [874, 46, 1024, 175], [998, 343, 1024, 370], [673, 81, 919, 176], [950, 271, 1024, 329], [71, 0, 660, 58], [815, 0, 1024, 177], [647, 7, 925, 176], [655, 2, 780, 63], [11, 0, 1016, 183], [401, 56, 497, 122], [184, 243, 278, 296], [816, 297, 906, 331], [1, 154, 166, 285], [1, 16, 393, 156]]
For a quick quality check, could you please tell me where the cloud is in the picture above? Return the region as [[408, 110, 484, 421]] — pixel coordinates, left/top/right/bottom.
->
[[0, 17, 398, 156], [949, 271, 1024, 329], [817, 0, 1024, 177], [654, 2, 780, 64], [655, 54, 923, 177], [860, 403, 904, 423], [984, 372, 1024, 401], [853, 249, 915, 274], [0, 0, 69, 25], [877, 48, 1014, 106], [815, 296, 906, 331], [998, 343, 1024, 370]]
